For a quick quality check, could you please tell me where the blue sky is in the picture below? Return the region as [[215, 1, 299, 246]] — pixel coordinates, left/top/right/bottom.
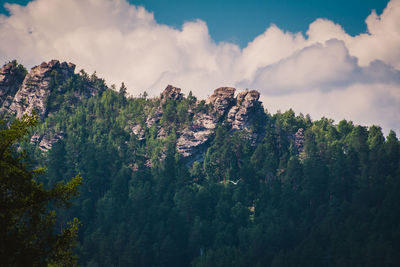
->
[[0, 0, 399, 133], [133, 0, 389, 46], [0, 0, 389, 47]]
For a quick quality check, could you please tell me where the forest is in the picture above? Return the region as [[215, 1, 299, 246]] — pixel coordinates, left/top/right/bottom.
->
[[2, 64, 400, 266]]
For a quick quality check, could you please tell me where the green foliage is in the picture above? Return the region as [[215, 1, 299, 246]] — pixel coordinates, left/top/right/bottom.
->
[[9, 59, 28, 81], [0, 113, 82, 266], [10, 70, 400, 266]]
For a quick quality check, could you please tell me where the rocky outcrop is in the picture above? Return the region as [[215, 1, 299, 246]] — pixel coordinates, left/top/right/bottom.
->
[[8, 60, 75, 119], [131, 124, 145, 140], [293, 128, 305, 155], [177, 88, 264, 158], [206, 87, 236, 119], [145, 85, 183, 130], [227, 90, 261, 131], [175, 87, 237, 159], [161, 85, 183, 104], [0, 61, 27, 110], [145, 107, 163, 129], [0, 59, 113, 155], [130, 85, 266, 160], [176, 112, 216, 157], [30, 131, 65, 152], [2, 58, 268, 160]]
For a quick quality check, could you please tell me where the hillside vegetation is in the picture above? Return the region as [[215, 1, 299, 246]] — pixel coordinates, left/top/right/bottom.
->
[[1, 60, 400, 266]]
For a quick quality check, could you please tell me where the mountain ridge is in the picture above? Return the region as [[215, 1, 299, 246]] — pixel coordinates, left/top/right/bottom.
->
[[1, 59, 400, 267], [0, 60, 267, 160]]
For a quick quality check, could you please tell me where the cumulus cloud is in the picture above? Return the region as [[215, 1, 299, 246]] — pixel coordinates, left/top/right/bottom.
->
[[244, 39, 400, 94], [0, 0, 399, 133]]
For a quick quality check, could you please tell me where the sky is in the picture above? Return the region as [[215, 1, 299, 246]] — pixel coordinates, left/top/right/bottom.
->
[[0, 0, 399, 134], [0, 0, 390, 47]]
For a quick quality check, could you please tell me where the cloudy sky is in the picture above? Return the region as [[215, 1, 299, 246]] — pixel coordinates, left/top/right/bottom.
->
[[0, 0, 399, 134]]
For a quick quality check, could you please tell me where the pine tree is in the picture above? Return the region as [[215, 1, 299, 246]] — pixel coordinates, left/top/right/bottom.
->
[[0, 113, 82, 266]]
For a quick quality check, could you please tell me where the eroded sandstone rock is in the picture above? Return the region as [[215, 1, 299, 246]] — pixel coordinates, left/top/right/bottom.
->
[[227, 90, 261, 131], [0, 61, 27, 110], [206, 87, 236, 119], [9, 60, 75, 119], [30, 131, 65, 152], [131, 85, 266, 160], [161, 85, 183, 104], [177, 88, 264, 158], [176, 112, 216, 157]]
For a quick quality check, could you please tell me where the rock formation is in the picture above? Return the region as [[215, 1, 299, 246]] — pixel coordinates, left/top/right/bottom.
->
[[30, 131, 65, 152], [161, 85, 183, 104], [8, 60, 76, 119], [227, 90, 261, 131], [1, 60, 267, 160], [0, 59, 111, 152], [145, 85, 182, 130], [206, 87, 236, 119], [176, 112, 216, 157], [294, 128, 305, 155], [176, 87, 265, 158], [0, 61, 27, 111]]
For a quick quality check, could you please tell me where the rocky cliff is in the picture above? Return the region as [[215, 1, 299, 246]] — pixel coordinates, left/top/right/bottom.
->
[[206, 87, 236, 119], [8, 60, 76, 119], [133, 85, 266, 160], [0, 59, 106, 151], [0, 61, 27, 111], [177, 87, 265, 158], [1, 60, 266, 159]]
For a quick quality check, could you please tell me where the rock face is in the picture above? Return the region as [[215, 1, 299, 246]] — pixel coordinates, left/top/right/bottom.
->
[[0, 61, 26, 110], [1, 58, 267, 161], [176, 87, 265, 159], [294, 128, 305, 155], [176, 87, 237, 158], [176, 112, 216, 157], [227, 90, 261, 131], [31, 131, 65, 152], [8, 60, 75, 119], [161, 85, 183, 104], [145, 85, 183, 130], [206, 87, 236, 119], [138, 86, 266, 159], [131, 124, 145, 140], [2, 58, 266, 160], [0, 59, 108, 153]]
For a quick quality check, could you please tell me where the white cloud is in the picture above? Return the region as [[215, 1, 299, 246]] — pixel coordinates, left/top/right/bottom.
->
[[0, 0, 400, 133], [244, 39, 400, 94], [261, 83, 400, 134], [242, 39, 359, 94]]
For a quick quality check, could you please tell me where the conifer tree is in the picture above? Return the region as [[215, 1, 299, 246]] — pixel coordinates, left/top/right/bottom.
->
[[0, 113, 82, 266]]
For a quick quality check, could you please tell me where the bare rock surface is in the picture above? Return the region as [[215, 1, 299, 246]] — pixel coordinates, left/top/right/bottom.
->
[[177, 88, 264, 158], [294, 128, 305, 155], [131, 124, 145, 140], [161, 85, 182, 104], [206, 87, 236, 119], [9, 60, 75, 119], [227, 90, 261, 131], [176, 112, 216, 157], [30, 131, 65, 152], [0, 62, 26, 110], [145, 85, 183, 129]]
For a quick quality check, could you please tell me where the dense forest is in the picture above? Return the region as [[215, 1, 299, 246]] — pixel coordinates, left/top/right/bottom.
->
[[2, 61, 400, 266]]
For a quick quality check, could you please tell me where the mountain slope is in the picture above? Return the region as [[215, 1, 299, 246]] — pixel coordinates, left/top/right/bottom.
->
[[1, 60, 400, 267]]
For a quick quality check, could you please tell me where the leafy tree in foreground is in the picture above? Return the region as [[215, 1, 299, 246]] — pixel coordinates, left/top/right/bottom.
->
[[0, 113, 82, 266]]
